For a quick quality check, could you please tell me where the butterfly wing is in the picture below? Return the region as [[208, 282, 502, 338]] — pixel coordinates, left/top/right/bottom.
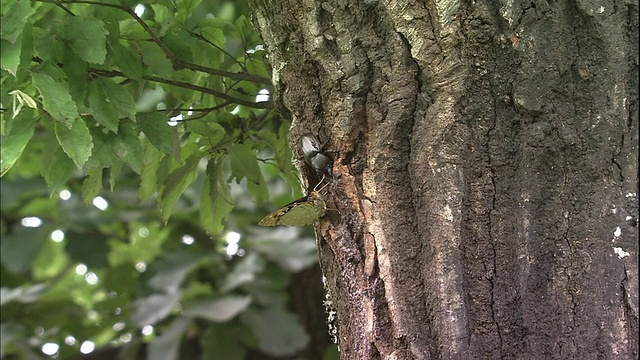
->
[[258, 192, 325, 227]]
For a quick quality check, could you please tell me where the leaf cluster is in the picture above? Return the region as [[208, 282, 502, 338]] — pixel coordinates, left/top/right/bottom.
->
[[0, 0, 329, 358]]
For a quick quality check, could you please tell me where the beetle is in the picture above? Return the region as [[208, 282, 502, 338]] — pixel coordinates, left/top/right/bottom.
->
[[299, 133, 332, 175]]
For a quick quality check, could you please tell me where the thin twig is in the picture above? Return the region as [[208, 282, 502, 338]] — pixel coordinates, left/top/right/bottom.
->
[[89, 68, 271, 109]]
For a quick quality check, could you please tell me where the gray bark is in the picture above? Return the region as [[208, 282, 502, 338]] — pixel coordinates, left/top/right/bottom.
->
[[251, 1, 639, 359]]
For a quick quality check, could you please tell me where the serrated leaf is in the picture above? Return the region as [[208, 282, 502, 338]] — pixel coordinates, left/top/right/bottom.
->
[[138, 112, 180, 160], [54, 119, 93, 169], [1, 37, 21, 75], [183, 296, 251, 322], [86, 126, 118, 168], [200, 159, 233, 235], [0, 113, 38, 177], [61, 46, 89, 104], [139, 140, 165, 201], [109, 40, 143, 81], [62, 16, 108, 64], [247, 178, 269, 205], [229, 142, 268, 204], [32, 73, 79, 128], [159, 154, 199, 221], [137, 41, 174, 77], [235, 15, 260, 45], [229, 142, 261, 183], [88, 81, 120, 132], [113, 122, 143, 174], [101, 78, 136, 120], [41, 141, 76, 192], [0, 0, 34, 44], [82, 167, 103, 205], [109, 159, 124, 191]]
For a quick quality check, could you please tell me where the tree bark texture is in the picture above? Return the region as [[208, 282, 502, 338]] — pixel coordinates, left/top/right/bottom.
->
[[251, 1, 639, 359]]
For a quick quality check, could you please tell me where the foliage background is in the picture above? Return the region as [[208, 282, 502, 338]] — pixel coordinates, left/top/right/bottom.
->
[[0, 0, 336, 358]]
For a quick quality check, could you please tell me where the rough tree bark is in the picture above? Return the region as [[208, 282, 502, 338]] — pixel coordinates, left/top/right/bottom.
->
[[251, 1, 638, 359]]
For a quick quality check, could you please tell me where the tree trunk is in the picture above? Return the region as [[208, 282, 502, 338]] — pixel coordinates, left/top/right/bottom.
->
[[251, 1, 639, 359]]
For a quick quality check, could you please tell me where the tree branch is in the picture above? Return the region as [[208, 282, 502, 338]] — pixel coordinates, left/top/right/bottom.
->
[[89, 68, 271, 109]]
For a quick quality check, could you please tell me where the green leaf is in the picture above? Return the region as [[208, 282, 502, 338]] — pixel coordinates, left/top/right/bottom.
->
[[109, 40, 143, 81], [183, 296, 251, 322], [88, 81, 120, 132], [228, 142, 268, 204], [242, 307, 310, 357], [0, 225, 47, 274], [202, 324, 247, 360], [0, 284, 47, 305], [112, 121, 143, 174], [82, 167, 103, 205], [138, 140, 165, 201], [137, 41, 174, 77], [109, 159, 124, 191], [62, 16, 108, 64], [31, 73, 79, 128], [159, 154, 200, 221], [60, 46, 89, 106], [108, 223, 168, 266], [147, 317, 191, 360], [184, 120, 225, 144], [40, 139, 76, 192], [229, 143, 261, 183], [65, 230, 109, 267], [147, 252, 204, 293], [86, 126, 118, 168], [89, 78, 137, 132], [161, 33, 193, 63], [252, 236, 317, 273], [1, 37, 21, 75], [247, 177, 269, 205], [138, 112, 180, 160], [235, 15, 260, 45], [0, 0, 34, 44], [200, 159, 233, 235], [220, 253, 264, 293], [132, 292, 181, 327], [0, 112, 38, 177], [54, 119, 93, 169], [101, 78, 136, 120]]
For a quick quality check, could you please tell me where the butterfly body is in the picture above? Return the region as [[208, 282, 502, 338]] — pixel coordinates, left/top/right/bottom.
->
[[258, 191, 326, 227]]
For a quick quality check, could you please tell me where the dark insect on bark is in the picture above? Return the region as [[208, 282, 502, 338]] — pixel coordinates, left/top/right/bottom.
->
[[300, 133, 332, 176]]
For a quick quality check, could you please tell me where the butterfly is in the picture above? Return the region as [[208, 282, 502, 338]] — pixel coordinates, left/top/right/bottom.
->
[[258, 190, 326, 227]]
